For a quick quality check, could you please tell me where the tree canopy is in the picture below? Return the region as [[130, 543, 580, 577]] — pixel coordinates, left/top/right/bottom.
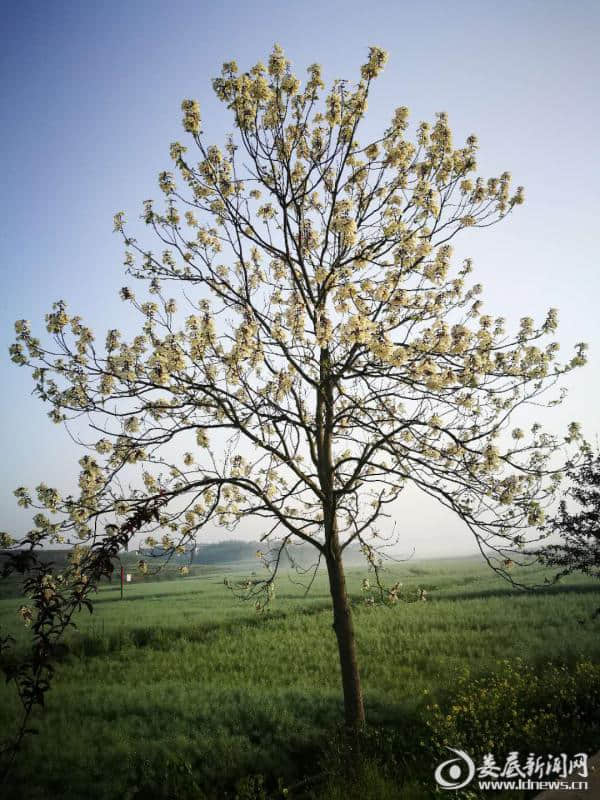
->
[[2, 44, 587, 734], [539, 446, 600, 582]]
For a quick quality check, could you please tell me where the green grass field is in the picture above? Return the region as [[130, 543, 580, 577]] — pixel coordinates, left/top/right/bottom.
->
[[1, 556, 599, 799]]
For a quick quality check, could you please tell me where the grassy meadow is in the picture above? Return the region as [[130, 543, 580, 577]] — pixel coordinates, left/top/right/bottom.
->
[[0, 555, 599, 799]]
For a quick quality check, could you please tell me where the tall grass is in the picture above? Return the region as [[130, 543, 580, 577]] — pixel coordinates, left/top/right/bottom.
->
[[0, 557, 598, 798]]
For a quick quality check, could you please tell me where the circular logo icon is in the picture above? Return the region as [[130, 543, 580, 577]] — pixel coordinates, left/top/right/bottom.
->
[[434, 747, 476, 790]]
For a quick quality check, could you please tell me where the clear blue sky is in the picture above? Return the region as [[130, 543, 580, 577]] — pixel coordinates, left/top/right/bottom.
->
[[1, 0, 598, 554]]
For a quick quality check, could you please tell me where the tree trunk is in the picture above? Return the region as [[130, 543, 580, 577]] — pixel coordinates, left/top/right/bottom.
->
[[325, 541, 365, 730], [317, 346, 365, 731]]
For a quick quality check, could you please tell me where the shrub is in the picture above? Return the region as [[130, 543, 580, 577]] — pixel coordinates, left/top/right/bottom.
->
[[425, 658, 600, 764]]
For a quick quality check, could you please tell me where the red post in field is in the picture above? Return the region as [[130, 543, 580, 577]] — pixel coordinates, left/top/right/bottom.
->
[[120, 565, 124, 600]]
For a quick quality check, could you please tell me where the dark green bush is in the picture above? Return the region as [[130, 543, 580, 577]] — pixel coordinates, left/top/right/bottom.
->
[[124, 754, 206, 800], [425, 658, 600, 770]]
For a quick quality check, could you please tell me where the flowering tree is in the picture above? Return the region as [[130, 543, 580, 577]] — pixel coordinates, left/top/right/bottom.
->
[[3, 45, 587, 734]]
